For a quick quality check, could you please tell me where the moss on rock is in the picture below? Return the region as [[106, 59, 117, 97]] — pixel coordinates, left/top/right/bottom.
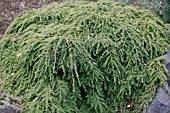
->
[[0, 1, 170, 113]]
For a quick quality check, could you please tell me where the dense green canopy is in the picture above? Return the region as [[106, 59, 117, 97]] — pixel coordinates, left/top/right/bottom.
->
[[0, 1, 170, 113]]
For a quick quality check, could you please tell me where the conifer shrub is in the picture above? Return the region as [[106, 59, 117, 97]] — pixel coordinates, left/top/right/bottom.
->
[[0, 1, 170, 113]]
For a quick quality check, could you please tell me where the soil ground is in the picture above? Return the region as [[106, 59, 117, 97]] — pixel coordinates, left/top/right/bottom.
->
[[0, 0, 55, 38]]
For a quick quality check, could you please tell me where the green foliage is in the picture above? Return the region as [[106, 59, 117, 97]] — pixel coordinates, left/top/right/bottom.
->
[[115, 0, 170, 23], [0, 1, 170, 112], [0, 17, 3, 26]]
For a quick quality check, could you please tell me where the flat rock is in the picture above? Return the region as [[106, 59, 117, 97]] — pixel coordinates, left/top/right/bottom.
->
[[0, 93, 20, 113], [0, 106, 19, 113]]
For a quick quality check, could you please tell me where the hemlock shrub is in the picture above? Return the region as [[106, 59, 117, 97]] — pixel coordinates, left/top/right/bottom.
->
[[0, 1, 170, 113]]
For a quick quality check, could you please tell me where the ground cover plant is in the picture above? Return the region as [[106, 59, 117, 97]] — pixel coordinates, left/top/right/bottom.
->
[[0, 1, 170, 113]]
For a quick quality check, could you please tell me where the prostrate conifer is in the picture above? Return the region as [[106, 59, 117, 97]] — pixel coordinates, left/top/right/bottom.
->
[[0, 1, 170, 113]]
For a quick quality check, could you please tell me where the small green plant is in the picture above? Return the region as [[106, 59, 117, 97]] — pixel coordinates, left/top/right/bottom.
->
[[0, 18, 4, 26], [0, 1, 170, 113]]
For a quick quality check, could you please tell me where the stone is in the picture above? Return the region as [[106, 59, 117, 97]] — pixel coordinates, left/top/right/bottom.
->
[[0, 93, 20, 113], [0, 106, 19, 113]]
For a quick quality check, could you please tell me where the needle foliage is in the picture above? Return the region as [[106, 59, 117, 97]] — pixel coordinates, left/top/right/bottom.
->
[[0, 1, 170, 113]]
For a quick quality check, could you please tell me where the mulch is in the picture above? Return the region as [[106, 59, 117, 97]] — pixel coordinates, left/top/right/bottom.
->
[[0, 0, 55, 38]]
